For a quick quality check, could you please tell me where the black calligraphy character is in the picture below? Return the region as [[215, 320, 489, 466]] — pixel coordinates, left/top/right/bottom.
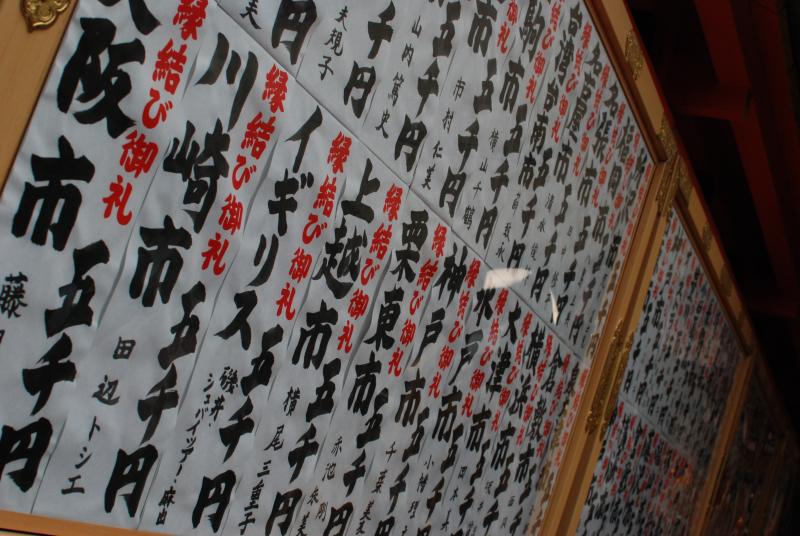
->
[[394, 115, 427, 172], [265, 488, 303, 535], [0, 418, 52, 492], [12, 136, 94, 251], [364, 286, 403, 351], [215, 290, 256, 350], [241, 325, 283, 395], [196, 33, 258, 130], [467, 1, 497, 56], [313, 225, 365, 299], [292, 301, 336, 369], [402, 407, 429, 462], [104, 444, 158, 516], [348, 352, 381, 416], [504, 104, 527, 156], [286, 106, 323, 172], [240, 0, 261, 29], [473, 59, 496, 114], [268, 169, 300, 237], [368, 2, 395, 59], [519, 3, 545, 60], [324, 502, 353, 536], [343, 63, 376, 119], [192, 470, 235, 532], [249, 234, 279, 287], [306, 358, 341, 421], [44, 240, 109, 336], [413, 308, 444, 366], [432, 387, 462, 441], [157, 281, 206, 369], [130, 216, 191, 307], [219, 398, 254, 461], [97, 0, 160, 35], [58, 18, 144, 137], [272, 0, 317, 65], [475, 208, 497, 249], [0, 273, 27, 318], [388, 464, 409, 512], [356, 389, 388, 448], [341, 158, 380, 223], [137, 365, 179, 442], [288, 425, 319, 482], [439, 167, 466, 218], [499, 58, 524, 112], [416, 61, 440, 117], [22, 334, 75, 414], [187, 121, 231, 232], [396, 371, 425, 426], [391, 209, 428, 283], [92, 375, 120, 405], [457, 120, 479, 171], [433, 2, 461, 58], [342, 450, 366, 496]]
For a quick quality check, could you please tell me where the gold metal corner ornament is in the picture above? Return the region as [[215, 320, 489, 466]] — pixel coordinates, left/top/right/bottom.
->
[[624, 30, 645, 81], [601, 331, 634, 437], [586, 324, 627, 436], [676, 158, 692, 202], [655, 157, 681, 217], [22, 0, 71, 31], [657, 116, 678, 162]]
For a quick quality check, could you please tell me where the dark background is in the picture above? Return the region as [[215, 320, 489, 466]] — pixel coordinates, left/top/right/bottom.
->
[[625, 0, 800, 531]]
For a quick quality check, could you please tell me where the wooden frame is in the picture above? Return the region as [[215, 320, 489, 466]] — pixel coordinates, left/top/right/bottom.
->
[[0, 0, 794, 534]]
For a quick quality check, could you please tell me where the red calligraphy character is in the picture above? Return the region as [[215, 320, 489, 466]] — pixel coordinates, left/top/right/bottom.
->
[[142, 88, 173, 129], [488, 318, 499, 345], [327, 132, 351, 174], [218, 193, 243, 234], [338, 320, 354, 353], [102, 175, 133, 225], [545, 334, 553, 356], [491, 411, 500, 431], [276, 282, 297, 320], [497, 22, 511, 53], [302, 214, 327, 244], [313, 176, 337, 217], [522, 312, 533, 337], [232, 155, 257, 190], [400, 319, 416, 346], [438, 346, 454, 370], [461, 393, 473, 417], [201, 233, 229, 275], [348, 289, 369, 319], [428, 372, 441, 398], [516, 426, 525, 446], [383, 184, 403, 221], [173, 0, 208, 40], [416, 259, 438, 291], [506, 365, 519, 385], [360, 257, 380, 285], [507, 1, 519, 24], [120, 130, 158, 178], [536, 360, 547, 382], [242, 112, 276, 160], [289, 248, 313, 283], [479, 346, 493, 367], [432, 224, 447, 258], [499, 388, 510, 407], [457, 291, 470, 319], [495, 289, 508, 315], [525, 77, 537, 103], [409, 290, 424, 314], [448, 320, 462, 343], [262, 65, 289, 113], [523, 404, 533, 422], [388, 348, 403, 377], [153, 39, 187, 94], [370, 224, 392, 260], [466, 259, 481, 288], [470, 369, 485, 391]]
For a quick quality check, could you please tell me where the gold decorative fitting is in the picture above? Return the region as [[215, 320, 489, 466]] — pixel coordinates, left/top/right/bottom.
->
[[586, 324, 626, 435], [719, 266, 733, 298], [657, 116, 678, 161], [22, 0, 71, 31], [676, 158, 692, 201], [655, 157, 681, 217], [701, 224, 713, 252], [601, 332, 634, 437], [624, 30, 645, 81]]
